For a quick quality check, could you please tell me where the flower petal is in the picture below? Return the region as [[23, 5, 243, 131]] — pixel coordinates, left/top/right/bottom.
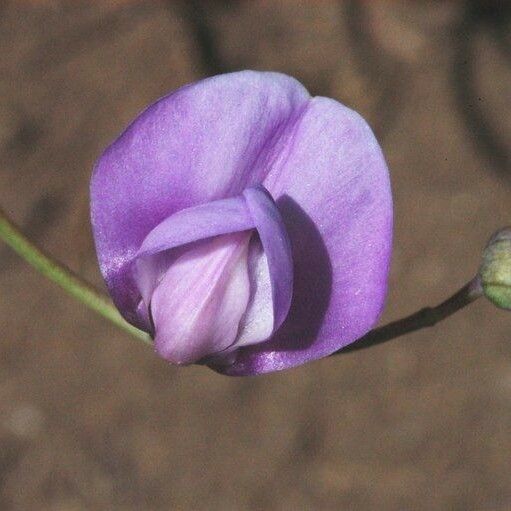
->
[[151, 233, 251, 365], [233, 239, 274, 348], [242, 186, 293, 331], [134, 195, 254, 307], [134, 185, 294, 361], [214, 97, 393, 375], [90, 71, 310, 327]]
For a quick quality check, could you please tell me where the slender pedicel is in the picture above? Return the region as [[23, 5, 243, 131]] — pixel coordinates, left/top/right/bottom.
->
[[337, 276, 482, 354], [0, 207, 151, 344]]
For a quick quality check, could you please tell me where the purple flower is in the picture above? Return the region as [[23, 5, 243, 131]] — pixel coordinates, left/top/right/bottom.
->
[[90, 71, 392, 375]]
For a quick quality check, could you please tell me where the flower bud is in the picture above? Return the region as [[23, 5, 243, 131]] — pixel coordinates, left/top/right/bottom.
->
[[480, 227, 511, 310]]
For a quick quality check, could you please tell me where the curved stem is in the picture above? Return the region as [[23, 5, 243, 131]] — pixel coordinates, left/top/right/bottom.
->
[[335, 276, 483, 355], [0, 208, 151, 345]]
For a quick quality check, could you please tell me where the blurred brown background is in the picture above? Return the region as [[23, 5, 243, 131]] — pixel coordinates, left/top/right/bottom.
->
[[0, 1, 510, 509]]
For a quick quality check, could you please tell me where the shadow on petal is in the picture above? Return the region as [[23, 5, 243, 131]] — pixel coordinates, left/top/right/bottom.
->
[[270, 194, 332, 352]]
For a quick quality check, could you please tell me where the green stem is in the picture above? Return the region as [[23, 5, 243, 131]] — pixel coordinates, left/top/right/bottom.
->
[[0, 207, 151, 345]]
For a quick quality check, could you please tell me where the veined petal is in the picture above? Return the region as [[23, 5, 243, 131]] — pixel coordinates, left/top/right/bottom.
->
[[151, 233, 251, 365]]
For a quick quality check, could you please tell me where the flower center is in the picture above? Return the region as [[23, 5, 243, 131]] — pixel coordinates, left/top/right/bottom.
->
[[133, 186, 293, 365]]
